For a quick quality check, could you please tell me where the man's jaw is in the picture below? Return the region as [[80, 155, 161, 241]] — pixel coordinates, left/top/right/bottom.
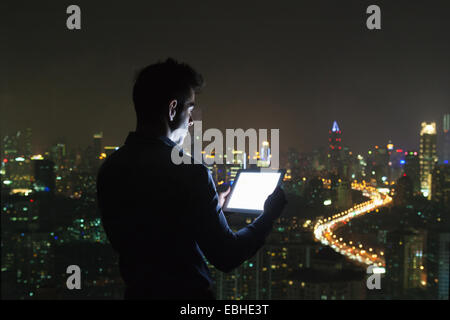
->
[[172, 130, 188, 147]]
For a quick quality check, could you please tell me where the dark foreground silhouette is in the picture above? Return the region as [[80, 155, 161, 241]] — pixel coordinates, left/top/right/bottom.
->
[[97, 131, 285, 299]]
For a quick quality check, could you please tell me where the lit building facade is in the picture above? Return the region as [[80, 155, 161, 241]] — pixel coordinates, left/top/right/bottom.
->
[[419, 122, 437, 199], [431, 164, 450, 210], [327, 121, 343, 176], [439, 113, 450, 164], [385, 229, 427, 298]]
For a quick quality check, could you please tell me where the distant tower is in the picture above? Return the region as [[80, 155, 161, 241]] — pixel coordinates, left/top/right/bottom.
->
[[328, 121, 343, 176], [33, 159, 56, 195], [419, 122, 437, 199], [257, 141, 270, 168], [444, 113, 450, 133], [50, 142, 66, 168], [404, 151, 421, 194], [23, 128, 33, 158], [6, 128, 33, 158], [92, 132, 103, 173], [440, 114, 450, 164], [93, 132, 103, 158]]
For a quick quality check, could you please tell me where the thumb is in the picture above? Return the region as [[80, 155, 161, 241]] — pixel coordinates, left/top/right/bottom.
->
[[223, 186, 231, 196]]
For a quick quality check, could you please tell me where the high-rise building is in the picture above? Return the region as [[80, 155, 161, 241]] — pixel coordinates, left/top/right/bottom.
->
[[1, 129, 34, 190], [50, 143, 66, 166], [439, 114, 450, 165], [257, 141, 271, 168], [2, 156, 33, 189], [311, 147, 327, 173], [386, 142, 406, 184], [366, 145, 390, 188], [431, 164, 450, 210], [93, 132, 103, 160], [385, 229, 427, 298], [327, 121, 343, 176], [335, 179, 352, 210], [22, 128, 33, 159], [419, 122, 437, 199], [210, 214, 317, 300], [303, 177, 325, 208], [33, 159, 56, 195], [404, 151, 420, 194], [2, 129, 32, 157], [394, 175, 414, 207], [437, 233, 450, 300], [287, 148, 301, 181], [426, 230, 450, 300], [444, 113, 450, 132]]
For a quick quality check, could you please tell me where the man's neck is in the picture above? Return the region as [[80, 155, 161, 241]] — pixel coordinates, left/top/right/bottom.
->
[[136, 123, 170, 140]]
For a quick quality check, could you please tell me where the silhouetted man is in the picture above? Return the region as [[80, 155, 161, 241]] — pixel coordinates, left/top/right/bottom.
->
[[96, 58, 287, 299]]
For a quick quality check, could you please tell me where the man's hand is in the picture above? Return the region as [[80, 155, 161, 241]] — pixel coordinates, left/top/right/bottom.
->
[[263, 186, 287, 219], [219, 186, 231, 208]]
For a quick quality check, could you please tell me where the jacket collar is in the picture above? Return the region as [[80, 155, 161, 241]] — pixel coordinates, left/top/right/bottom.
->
[[124, 131, 177, 148]]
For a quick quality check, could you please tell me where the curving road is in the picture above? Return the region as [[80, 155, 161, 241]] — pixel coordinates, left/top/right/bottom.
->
[[313, 181, 392, 272]]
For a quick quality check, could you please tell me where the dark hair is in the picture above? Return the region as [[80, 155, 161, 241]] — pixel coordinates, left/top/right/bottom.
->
[[132, 58, 204, 125]]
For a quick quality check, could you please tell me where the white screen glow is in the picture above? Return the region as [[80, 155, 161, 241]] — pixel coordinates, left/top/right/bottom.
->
[[226, 172, 282, 213]]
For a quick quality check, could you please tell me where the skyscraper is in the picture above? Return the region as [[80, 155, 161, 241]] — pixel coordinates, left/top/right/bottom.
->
[[404, 151, 420, 194], [93, 132, 103, 160], [22, 128, 33, 159], [366, 145, 390, 188], [386, 229, 427, 298], [257, 141, 270, 168], [92, 132, 103, 173], [426, 230, 450, 300], [2, 128, 33, 159], [440, 113, 450, 164], [419, 122, 437, 199], [437, 233, 450, 300], [386, 142, 406, 184], [327, 121, 343, 176], [33, 159, 56, 195], [431, 164, 450, 210]]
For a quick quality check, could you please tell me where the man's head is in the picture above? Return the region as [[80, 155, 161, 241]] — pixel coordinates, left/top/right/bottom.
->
[[133, 58, 204, 145]]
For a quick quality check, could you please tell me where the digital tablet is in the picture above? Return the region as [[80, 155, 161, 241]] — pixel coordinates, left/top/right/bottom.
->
[[223, 169, 285, 214]]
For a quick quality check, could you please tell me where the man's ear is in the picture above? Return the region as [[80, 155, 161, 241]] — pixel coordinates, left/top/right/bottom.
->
[[168, 100, 177, 122]]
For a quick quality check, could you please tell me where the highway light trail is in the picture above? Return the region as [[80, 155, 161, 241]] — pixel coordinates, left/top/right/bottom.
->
[[313, 181, 392, 271]]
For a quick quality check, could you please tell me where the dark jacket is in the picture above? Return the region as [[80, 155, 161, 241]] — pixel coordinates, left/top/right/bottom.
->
[[96, 131, 276, 299]]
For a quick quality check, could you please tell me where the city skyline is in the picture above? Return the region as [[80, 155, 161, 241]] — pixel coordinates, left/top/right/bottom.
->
[[3, 116, 449, 163], [2, 0, 449, 302], [2, 115, 449, 300]]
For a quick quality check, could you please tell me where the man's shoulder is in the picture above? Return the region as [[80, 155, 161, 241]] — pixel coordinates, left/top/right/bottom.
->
[[97, 144, 212, 185], [97, 145, 134, 182], [177, 161, 211, 180], [98, 146, 126, 169]]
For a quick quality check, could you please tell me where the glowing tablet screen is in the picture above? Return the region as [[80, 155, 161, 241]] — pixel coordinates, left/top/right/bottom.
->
[[224, 171, 283, 214]]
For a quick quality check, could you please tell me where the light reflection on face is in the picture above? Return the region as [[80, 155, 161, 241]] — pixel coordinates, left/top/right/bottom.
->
[[170, 89, 195, 146]]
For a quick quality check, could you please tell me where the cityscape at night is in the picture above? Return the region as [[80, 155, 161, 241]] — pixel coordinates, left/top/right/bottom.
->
[[1, 0, 450, 304], [2, 116, 449, 299]]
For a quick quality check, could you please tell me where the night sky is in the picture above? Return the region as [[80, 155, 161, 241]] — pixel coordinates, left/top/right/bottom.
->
[[1, 0, 449, 156]]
